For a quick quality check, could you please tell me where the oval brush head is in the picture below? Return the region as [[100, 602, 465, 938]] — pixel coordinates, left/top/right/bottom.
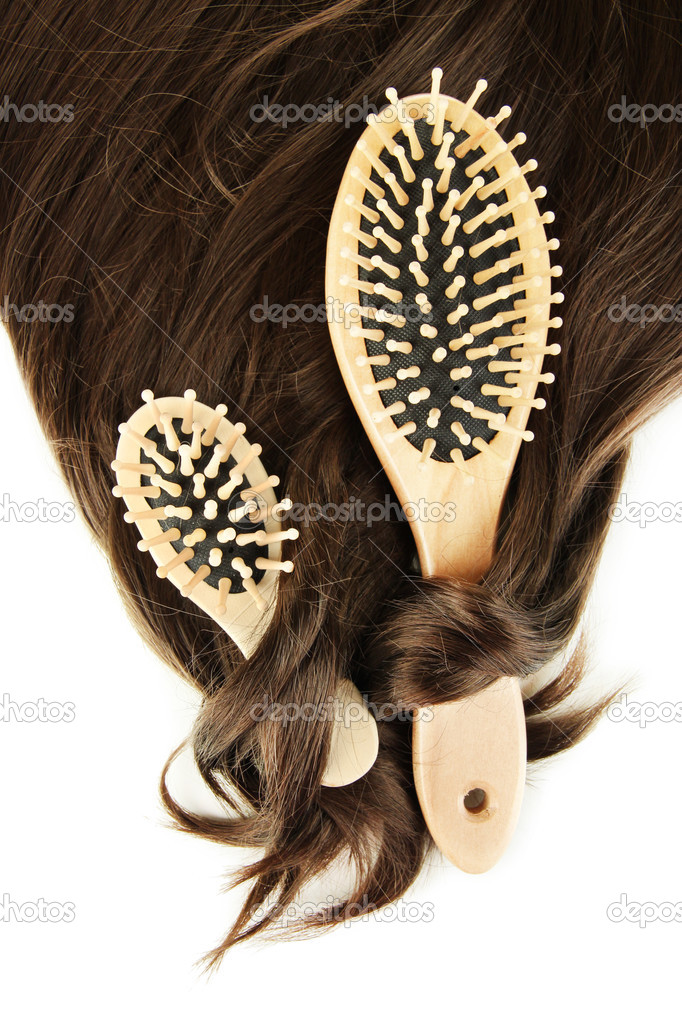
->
[[113, 389, 378, 788], [326, 69, 563, 868], [328, 75, 562, 487]]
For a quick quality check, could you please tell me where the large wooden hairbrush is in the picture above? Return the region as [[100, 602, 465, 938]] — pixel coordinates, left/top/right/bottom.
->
[[326, 69, 562, 869], [113, 389, 379, 788]]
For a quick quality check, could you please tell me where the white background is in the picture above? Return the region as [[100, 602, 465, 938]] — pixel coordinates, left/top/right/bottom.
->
[[0, 323, 680, 1022]]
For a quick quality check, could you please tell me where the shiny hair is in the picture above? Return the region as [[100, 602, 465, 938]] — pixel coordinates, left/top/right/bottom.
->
[[1, 0, 680, 967]]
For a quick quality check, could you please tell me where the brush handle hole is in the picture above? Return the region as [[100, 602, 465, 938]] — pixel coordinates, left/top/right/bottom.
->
[[462, 787, 490, 816]]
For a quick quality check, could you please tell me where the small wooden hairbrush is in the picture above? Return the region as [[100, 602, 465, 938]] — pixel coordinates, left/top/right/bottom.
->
[[112, 389, 379, 788], [326, 69, 563, 869]]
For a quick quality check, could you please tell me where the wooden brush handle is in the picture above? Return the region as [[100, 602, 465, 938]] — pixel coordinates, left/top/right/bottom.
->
[[411, 475, 526, 872], [413, 679, 525, 872]]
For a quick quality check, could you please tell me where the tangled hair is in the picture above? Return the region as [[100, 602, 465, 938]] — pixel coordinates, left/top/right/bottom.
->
[[1, 0, 680, 966]]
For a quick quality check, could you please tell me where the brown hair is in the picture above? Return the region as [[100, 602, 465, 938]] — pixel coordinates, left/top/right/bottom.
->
[[0, 0, 680, 966]]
